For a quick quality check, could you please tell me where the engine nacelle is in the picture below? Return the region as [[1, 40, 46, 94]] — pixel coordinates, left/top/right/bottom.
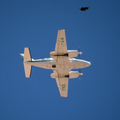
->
[[50, 50, 82, 57], [50, 71, 83, 79], [50, 72, 58, 78], [68, 50, 79, 57], [68, 71, 80, 78]]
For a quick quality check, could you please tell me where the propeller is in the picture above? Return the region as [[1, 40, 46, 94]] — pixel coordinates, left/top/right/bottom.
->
[[78, 47, 82, 56], [78, 47, 83, 80]]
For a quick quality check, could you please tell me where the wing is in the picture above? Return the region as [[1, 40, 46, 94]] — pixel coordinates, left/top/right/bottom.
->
[[53, 30, 70, 63], [53, 30, 70, 97], [54, 69, 70, 97], [55, 30, 67, 55], [56, 77, 68, 97]]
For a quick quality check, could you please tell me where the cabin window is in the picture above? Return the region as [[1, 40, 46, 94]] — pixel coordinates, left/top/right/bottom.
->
[[52, 65, 56, 68], [65, 75, 69, 78]]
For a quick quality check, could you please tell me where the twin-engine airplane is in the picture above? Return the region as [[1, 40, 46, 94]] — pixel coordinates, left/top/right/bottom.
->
[[20, 30, 91, 97]]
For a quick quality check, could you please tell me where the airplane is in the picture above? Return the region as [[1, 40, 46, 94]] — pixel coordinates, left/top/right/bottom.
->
[[79, 7, 89, 11], [20, 30, 91, 97]]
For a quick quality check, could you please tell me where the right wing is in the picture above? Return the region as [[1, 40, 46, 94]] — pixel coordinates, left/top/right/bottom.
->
[[55, 30, 67, 55], [53, 30, 70, 63]]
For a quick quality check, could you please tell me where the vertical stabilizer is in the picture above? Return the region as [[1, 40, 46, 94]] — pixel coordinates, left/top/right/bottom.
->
[[23, 48, 32, 78]]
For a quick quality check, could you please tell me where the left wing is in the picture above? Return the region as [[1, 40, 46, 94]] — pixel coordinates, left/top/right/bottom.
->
[[56, 77, 68, 97], [54, 69, 70, 97]]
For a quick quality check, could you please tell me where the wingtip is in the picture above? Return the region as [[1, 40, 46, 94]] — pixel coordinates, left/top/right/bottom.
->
[[59, 29, 65, 31]]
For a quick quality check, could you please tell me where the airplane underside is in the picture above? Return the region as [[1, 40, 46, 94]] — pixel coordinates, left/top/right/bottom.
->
[[20, 30, 91, 97], [25, 59, 90, 70]]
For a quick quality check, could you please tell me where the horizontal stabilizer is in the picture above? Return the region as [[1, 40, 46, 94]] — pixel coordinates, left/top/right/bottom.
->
[[24, 63, 32, 78], [21, 47, 32, 78], [24, 48, 32, 62]]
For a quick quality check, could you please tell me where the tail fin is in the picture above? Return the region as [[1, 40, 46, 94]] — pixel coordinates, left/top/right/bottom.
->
[[20, 48, 32, 78]]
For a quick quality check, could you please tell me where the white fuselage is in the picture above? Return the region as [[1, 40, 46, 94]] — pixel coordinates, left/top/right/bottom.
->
[[25, 57, 91, 70]]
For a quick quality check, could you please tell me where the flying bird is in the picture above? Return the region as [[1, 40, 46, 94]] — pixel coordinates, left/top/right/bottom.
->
[[79, 7, 89, 11]]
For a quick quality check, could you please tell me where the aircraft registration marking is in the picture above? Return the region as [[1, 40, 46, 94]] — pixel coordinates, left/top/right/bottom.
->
[[62, 84, 66, 91], [60, 38, 64, 45]]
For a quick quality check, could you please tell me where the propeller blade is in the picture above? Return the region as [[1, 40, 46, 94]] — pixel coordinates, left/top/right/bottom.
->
[[78, 47, 82, 80], [79, 72, 83, 80], [78, 47, 80, 58]]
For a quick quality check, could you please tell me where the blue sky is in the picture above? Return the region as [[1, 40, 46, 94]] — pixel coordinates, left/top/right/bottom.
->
[[0, 0, 120, 120]]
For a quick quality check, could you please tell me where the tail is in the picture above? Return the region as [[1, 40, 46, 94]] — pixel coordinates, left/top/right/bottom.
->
[[20, 47, 32, 78]]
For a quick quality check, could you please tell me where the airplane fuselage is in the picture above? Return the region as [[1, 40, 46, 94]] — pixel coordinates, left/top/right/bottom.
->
[[25, 57, 91, 70]]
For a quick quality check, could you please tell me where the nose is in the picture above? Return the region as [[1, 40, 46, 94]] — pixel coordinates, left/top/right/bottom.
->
[[88, 62, 91, 66], [85, 62, 91, 67]]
